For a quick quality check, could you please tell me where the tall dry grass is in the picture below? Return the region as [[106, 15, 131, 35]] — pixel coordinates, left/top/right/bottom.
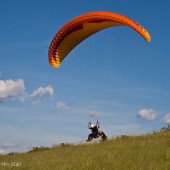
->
[[0, 129, 169, 170]]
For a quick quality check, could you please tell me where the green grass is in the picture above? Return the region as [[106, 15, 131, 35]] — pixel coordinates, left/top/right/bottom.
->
[[0, 129, 169, 170]]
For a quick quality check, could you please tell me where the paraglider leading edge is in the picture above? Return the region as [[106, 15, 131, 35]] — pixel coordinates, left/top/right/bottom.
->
[[48, 11, 151, 68]]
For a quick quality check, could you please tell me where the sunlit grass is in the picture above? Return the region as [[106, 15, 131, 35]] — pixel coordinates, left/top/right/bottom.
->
[[0, 129, 169, 170]]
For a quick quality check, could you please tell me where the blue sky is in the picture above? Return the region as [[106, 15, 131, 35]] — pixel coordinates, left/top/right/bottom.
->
[[0, 0, 170, 153]]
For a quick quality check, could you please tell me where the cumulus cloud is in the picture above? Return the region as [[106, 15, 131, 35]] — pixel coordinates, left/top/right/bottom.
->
[[31, 85, 54, 98], [89, 110, 100, 117], [137, 109, 157, 120], [55, 101, 69, 111], [0, 79, 55, 105], [30, 85, 54, 104], [0, 79, 25, 102], [162, 113, 170, 125]]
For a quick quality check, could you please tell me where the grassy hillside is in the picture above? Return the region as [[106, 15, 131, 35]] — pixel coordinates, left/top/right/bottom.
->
[[0, 129, 169, 170]]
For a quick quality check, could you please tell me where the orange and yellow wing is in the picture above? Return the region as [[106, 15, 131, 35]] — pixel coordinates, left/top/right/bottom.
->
[[48, 11, 151, 68]]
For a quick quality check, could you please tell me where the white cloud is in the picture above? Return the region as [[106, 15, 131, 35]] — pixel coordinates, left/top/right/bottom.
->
[[56, 101, 69, 111], [162, 113, 170, 125], [1, 142, 21, 149], [0, 79, 55, 104], [137, 109, 157, 120], [0, 150, 5, 155], [0, 79, 25, 102], [31, 85, 54, 98], [89, 110, 100, 117], [30, 85, 54, 104]]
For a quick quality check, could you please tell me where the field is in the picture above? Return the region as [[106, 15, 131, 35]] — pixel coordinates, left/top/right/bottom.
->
[[0, 129, 169, 170]]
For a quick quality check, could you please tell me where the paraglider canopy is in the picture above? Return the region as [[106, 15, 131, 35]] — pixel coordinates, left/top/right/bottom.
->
[[48, 11, 151, 68]]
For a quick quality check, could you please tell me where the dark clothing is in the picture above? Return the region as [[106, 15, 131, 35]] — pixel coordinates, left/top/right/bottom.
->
[[87, 126, 99, 141], [90, 126, 99, 133]]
